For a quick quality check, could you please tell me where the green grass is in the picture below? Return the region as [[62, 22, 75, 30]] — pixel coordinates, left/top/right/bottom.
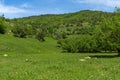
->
[[0, 34, 61, 54], [0, 34, 120, 80]]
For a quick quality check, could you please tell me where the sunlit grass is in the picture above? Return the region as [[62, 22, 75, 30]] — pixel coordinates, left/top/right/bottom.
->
[[0, 34, 120, 80]]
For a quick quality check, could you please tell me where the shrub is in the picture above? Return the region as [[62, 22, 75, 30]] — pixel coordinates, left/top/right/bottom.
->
[[0, 19, 6, 34], [12, 24, 34, 38], [36, 32, 45, 42], [59, 35, 97, 53]]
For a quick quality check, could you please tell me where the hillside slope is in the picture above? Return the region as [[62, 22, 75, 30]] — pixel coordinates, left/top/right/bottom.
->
[[5, 10, 120, 53], [10, 10, 114, 38], [0, 34, 60, 54]]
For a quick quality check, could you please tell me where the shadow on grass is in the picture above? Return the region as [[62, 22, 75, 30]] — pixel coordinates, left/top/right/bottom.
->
[[90, 54, 120, 58]]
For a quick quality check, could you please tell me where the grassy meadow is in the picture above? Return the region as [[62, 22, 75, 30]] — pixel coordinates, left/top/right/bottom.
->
[[0, 34, 120, 80]]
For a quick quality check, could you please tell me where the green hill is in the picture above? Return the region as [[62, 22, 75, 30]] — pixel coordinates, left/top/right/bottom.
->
[[10, 10, 114, 39], [8, 10, 120, 53]]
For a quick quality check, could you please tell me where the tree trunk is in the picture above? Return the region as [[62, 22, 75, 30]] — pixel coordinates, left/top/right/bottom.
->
[[117, 49, 120, 56]]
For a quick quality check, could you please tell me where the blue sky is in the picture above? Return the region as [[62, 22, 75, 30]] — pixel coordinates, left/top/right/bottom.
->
[[0, 0, 119, 18]]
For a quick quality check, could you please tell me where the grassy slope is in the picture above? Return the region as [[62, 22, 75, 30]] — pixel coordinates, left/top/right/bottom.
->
[[0, 34, 60, 54], [0, 34, 120, 80]]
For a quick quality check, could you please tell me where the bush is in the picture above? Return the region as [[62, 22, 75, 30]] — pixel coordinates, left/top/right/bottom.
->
[[36, 32, 45, 42], [12, 24, 34, 38], [110, 25, 120, 55], [0, 19, 6, 34], [58, 35, 97, 53]]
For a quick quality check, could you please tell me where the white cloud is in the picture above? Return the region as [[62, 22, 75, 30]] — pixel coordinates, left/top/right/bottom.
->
[[74, 0, 120, 7], [0, 5, 26, 13], [20, 3, 31, 8], [0, 1, 29, 18], [4, 8, 65, 18]]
